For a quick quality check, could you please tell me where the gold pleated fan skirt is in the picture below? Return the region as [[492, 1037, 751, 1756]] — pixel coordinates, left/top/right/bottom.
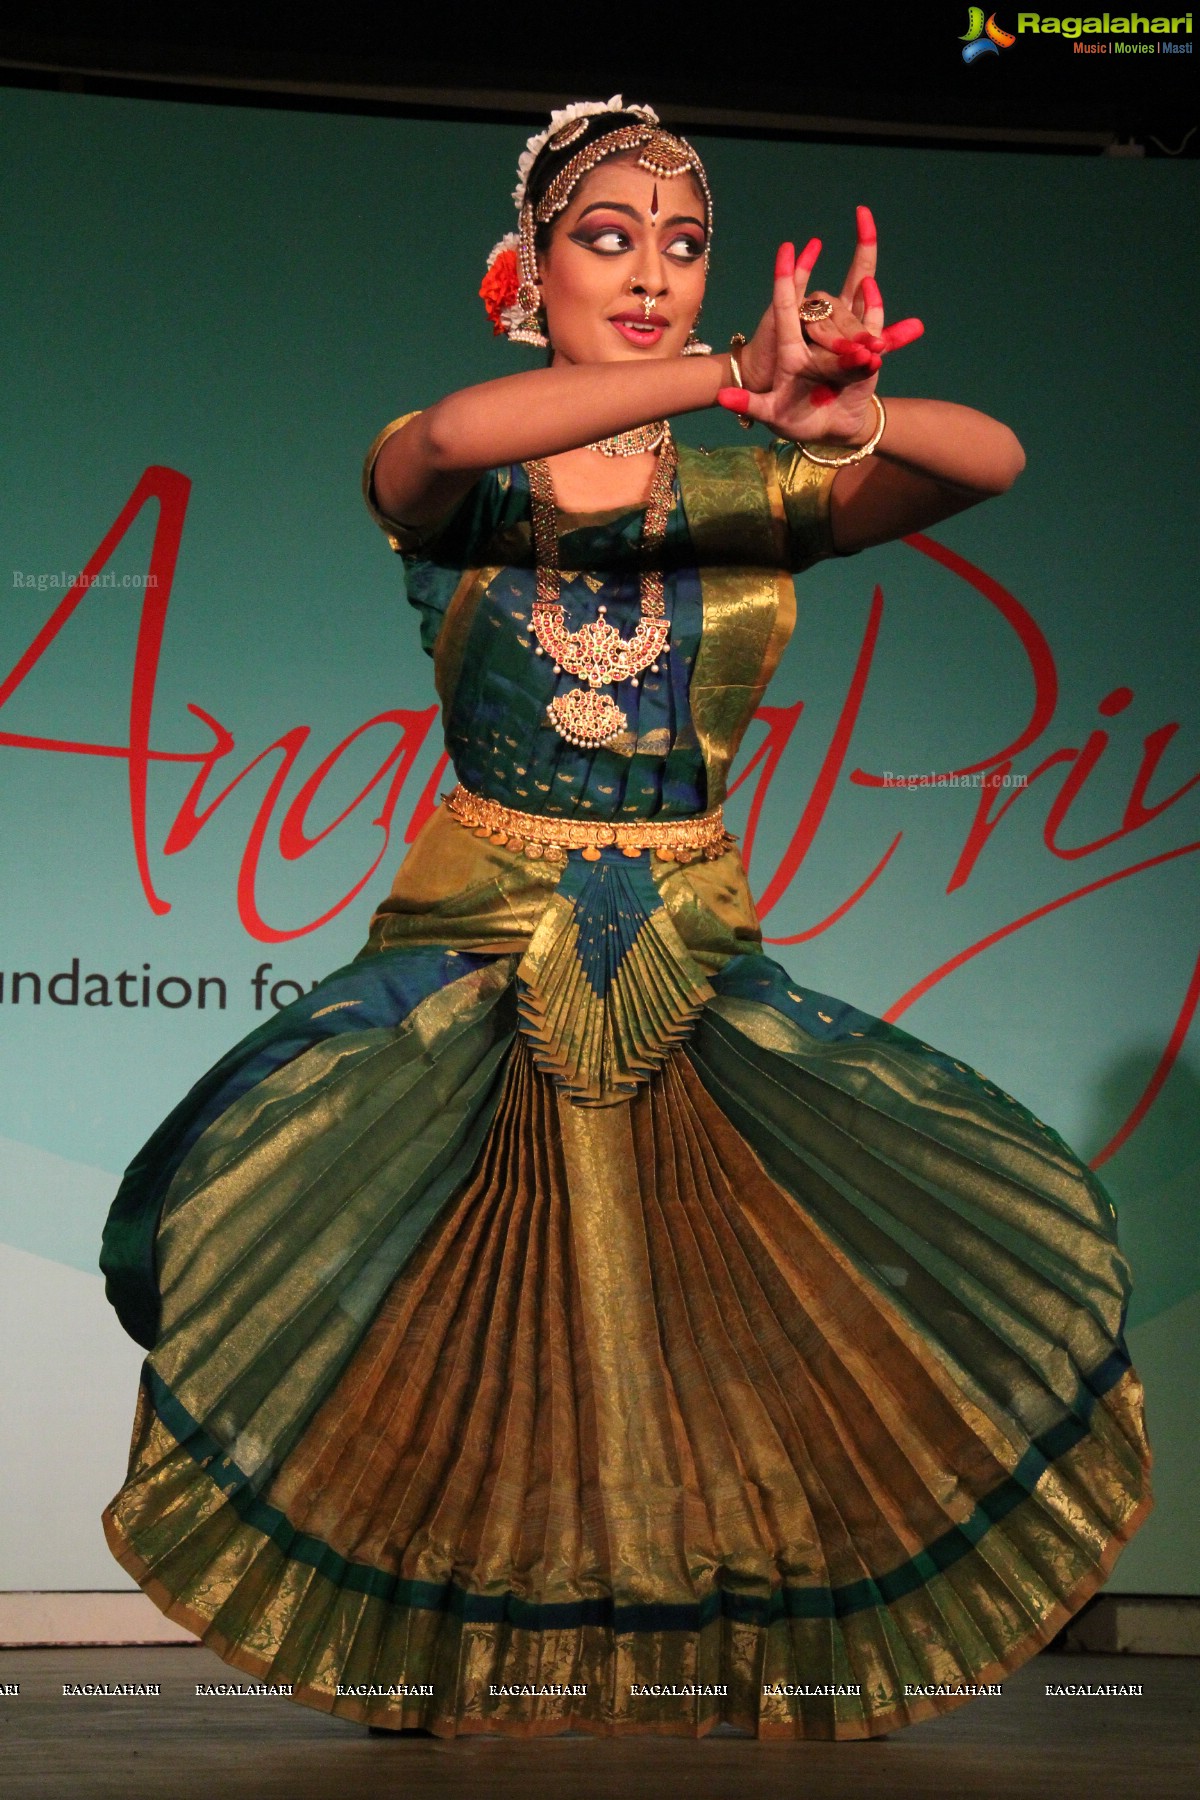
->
[[104, 1013, 1151, 1739]]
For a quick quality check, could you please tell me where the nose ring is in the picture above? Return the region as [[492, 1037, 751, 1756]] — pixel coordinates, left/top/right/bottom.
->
[[628, 280, 657, 323]]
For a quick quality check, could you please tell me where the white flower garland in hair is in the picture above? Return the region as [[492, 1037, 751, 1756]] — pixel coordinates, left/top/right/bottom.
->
[[511, 95, 659, 211], [485, 232, 519, 268]]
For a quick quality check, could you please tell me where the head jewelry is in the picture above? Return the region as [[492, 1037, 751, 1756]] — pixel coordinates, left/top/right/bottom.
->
[[479, 97, 712, 351]]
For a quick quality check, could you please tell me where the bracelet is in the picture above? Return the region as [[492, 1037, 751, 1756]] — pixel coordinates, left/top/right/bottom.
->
[[799, 393, 886, 466], [727, 333, 753, 431]]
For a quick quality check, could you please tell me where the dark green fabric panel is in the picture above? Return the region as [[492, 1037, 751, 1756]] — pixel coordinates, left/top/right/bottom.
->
[[101, 946, 510, 1348]]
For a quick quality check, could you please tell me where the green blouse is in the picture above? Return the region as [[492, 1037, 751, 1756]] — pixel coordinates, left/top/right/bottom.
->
[[364, 420, 839, 820]]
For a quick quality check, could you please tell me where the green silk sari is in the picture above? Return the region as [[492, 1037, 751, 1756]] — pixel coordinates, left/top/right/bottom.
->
[[100, 437, 1151, 1740]]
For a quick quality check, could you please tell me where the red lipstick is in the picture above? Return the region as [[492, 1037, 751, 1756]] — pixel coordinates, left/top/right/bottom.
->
[[609, 310, 669, 347]]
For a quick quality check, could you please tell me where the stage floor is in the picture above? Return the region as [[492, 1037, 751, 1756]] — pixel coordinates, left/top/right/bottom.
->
[[2, 1645, 1196, 1799]]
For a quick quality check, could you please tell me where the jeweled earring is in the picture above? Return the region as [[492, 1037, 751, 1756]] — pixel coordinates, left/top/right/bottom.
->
[[682, 309, 712, 356], [508, 202, 550, 348], [508, 287, 549, 348]]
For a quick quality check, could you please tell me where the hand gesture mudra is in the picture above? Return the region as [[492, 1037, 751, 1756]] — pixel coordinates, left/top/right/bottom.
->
[[719, 207, 924, 445]]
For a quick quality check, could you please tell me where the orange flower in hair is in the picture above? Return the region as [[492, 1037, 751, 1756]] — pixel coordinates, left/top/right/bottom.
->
[[480, 235, 521, 335]]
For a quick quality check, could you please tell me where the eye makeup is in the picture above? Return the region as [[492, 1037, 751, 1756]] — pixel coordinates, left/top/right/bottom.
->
[[568, 217, 706, 261]]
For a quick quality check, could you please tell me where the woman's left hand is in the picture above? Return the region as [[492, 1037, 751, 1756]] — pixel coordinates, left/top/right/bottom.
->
[[720, 212, 924, 443]]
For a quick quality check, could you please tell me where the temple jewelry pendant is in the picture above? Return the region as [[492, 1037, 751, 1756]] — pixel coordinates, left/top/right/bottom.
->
[[532, 603, 670, 747], [546, 688, 628, 748], [525, 429, 677, 751]]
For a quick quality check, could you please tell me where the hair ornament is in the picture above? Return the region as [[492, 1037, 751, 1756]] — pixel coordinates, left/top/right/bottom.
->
[[480, 232, 522, 335], [511, 95, 659, 211], [546, 117, 590, 152], [532, 125, 711, 231]]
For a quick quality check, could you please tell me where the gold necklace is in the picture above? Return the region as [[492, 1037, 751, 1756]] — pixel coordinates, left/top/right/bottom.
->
[[584, 420, 669, 457], [526, 428, 677, 749]]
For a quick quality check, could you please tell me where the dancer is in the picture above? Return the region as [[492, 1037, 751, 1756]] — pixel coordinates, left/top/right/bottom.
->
[[101, 98, 1151, 1740]]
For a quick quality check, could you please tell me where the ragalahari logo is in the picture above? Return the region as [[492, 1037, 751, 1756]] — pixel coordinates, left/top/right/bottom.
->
[[961, 8, 1017, 58]]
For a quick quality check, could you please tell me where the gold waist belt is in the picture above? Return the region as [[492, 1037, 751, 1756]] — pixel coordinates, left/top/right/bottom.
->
[[445, 784, 737, 866]]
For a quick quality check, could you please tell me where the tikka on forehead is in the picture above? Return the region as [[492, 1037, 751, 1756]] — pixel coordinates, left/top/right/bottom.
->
[[532, 123, 712, 236]]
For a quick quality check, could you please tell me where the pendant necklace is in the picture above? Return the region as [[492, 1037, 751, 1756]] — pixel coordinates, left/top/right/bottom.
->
[[525, 426, 676, 750]]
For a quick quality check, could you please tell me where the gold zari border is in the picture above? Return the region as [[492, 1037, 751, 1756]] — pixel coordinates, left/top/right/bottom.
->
[[445, 784, 737, 865], [102, 1368, 1152, 1741], [361, 411, 423, 552]]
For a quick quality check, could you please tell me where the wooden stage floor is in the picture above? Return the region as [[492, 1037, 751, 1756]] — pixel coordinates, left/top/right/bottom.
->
[[2, 1645, 1196, 1799]]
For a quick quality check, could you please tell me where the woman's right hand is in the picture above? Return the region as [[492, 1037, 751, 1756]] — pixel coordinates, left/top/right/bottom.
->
[[736, 207, 882, 393], [722, 208, 925, 447]]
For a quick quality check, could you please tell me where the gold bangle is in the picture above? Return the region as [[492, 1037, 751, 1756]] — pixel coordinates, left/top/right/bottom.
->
[[799, 393, 887, 466], [727, 332, 753, 431]]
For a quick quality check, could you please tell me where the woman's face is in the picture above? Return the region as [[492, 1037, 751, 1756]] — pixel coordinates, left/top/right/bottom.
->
[[537, 153, 708, 366]]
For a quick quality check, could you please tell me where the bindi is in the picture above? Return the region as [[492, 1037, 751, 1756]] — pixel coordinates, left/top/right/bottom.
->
[[650, 182, 659, 223]]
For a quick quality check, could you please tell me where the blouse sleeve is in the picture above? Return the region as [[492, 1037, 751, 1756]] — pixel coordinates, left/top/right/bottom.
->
[[767, 440, 841, 574], [362, 412, 431, 553], [361, 412, 507, 658]]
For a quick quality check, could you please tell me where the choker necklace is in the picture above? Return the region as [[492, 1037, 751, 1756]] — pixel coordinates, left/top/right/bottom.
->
[[526, 425, 676, 749], [584, 420, 669, 457]]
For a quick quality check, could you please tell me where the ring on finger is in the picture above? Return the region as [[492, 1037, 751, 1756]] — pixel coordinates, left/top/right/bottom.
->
[[798, 297, 834, 324]]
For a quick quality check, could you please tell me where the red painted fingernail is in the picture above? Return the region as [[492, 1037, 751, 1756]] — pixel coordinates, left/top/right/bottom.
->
[[862, 276, 882, 310], [809, 385, 837, 407], [881, 317, 925, 350], [867, 354, 882, 373], [856, 206, 877, 245], [775, 242, 796, 278], [717, 387, 751, 414], [797, 236, 821, 270], [837, 347, 872, 369]]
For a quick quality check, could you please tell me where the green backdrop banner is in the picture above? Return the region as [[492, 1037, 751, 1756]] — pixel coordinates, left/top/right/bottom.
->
[[0, 87, 1195, 1594]]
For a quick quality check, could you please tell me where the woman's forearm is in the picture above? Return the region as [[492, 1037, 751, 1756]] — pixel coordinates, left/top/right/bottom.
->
[[426, 357, 736, 466], [870, 397, 1025, 494], [829, 397, 1026, 553], [373, 355, 734, 525]]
